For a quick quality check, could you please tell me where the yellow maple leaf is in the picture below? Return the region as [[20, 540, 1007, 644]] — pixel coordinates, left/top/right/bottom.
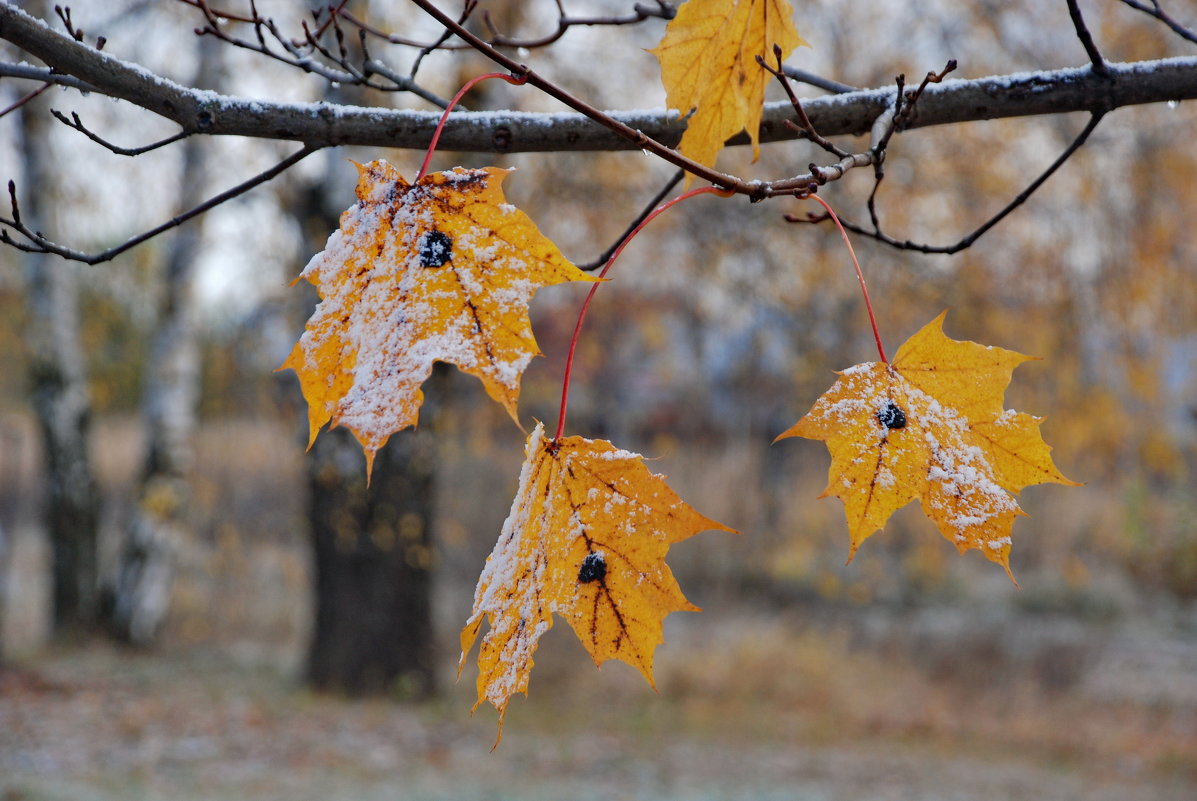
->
[[280, 160, 595, 475], [651, 0, 807, 170], [776, 312, 1079, 579], [459, 422, 735, 743]]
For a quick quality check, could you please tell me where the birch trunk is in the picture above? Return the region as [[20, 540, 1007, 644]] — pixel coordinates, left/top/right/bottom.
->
[[106, 38, 216, 645], [20, 88, 101, 635]]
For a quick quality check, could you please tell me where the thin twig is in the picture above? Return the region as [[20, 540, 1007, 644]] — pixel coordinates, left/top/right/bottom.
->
[[2, 144, 321, 264], [578, 169, 685, 271], [176, 0, 672, 94], [183, 0, 442, 98], [780, 66, 857, 95], [1117, 0, 1197, 45], [334, 2, 675, 52], [53, 3, 106, 49], [758, 44, 849, 158], [54, 5, 83, 41], [484, 2, 677, 49], [410, 0, 478, 79], [309, 0, 349, 40], [883, 60, 956, 149], [51, 110, 191, 155], [794, 112, 1106, 254], [865, 61, 956, 230], [1067, 0, 1112, 78], [0, 83, 52, 119]]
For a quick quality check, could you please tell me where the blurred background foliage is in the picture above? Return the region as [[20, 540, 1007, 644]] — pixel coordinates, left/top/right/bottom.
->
[[1, 0, 1196, 798]]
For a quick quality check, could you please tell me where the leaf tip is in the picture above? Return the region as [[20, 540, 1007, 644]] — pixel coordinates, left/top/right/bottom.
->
[[364, 448, 377, 485], [489, 713, 506, 751]]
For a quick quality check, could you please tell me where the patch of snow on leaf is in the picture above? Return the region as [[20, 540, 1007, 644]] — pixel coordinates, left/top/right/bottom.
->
[[468, 423, 551, 706]]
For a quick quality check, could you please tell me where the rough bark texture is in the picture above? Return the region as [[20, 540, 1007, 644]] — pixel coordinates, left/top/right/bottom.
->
[[105, 38, 215, 646], [19, 75, 101, 634]]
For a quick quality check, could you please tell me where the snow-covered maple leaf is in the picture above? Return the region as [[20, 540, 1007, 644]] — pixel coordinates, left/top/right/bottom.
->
[[281, 160, 595, 475]]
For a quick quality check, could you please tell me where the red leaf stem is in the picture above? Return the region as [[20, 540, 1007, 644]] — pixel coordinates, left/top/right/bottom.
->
[[554, 185, 733, 441], [807, 194, 887, 363], [415, 72, 528, 182]]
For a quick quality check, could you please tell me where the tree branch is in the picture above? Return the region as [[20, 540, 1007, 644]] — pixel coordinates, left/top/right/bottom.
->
[[0, 81, 51, 119], [1117, 0, 1197, 46], [793, 112, 1106, 254], [1, 144, 321, 265], [51, 109, 191, 156], [0, 61, 94, 92], [578, 169, 684, 271], [3, 2, 1194, 159], [1067, 0, 1111, 78]]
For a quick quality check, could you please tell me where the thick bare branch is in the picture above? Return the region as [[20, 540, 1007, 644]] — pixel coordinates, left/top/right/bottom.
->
[[4, 3, 1195, 158]]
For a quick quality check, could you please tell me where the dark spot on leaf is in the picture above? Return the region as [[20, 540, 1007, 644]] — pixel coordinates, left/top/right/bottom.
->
[[418, 230, 453, 267], [578, 551, 606, 584], [878, 401, 907, 430]]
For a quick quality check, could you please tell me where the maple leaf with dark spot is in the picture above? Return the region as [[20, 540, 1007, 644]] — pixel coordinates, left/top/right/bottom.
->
[[459, 422, 735, 744], [777, 312, 1079, 579], [281, 160, 596, 475]]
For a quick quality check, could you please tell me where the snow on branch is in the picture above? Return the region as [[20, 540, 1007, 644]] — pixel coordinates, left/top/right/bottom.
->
[[4, 3, 1197, 157]]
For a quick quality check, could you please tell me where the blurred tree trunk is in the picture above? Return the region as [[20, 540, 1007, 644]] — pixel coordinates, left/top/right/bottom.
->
[[105, 38, 217, 645], [20, 92, 101, 635], [290, 150, 440, 697], [288, 0, 441, 692], [0, 520, 7, 663], [306, 396, 442, 696]]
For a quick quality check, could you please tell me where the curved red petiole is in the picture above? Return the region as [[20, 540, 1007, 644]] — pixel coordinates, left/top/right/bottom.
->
[[415, 72, 529, 182], [807, 194, 887, 363], [554, 185, 734, 441]]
